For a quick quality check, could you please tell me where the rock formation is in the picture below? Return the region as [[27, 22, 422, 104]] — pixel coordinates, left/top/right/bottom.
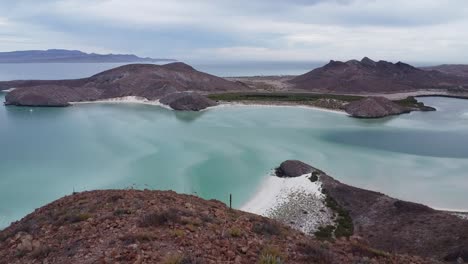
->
[[160, 92, 217, 111], [275, 160, 315, 177], [1, 62, 247, 107], [289, 57, 468, 93], [344, 96, 410, 118]]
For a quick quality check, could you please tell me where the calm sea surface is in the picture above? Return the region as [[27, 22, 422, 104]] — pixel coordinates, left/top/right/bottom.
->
[[1, 62, 468, 228]]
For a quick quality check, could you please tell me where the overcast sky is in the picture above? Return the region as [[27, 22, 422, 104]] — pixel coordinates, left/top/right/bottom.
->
[[0, 0, 467, 63]]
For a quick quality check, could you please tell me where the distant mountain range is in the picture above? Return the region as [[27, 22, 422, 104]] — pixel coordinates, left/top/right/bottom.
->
[[420, 64, 468, 78], [0, 49, 176, 63]]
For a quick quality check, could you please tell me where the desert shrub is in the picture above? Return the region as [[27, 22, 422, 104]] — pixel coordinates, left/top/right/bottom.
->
[[314, 225, 335, 240], [139, 208, 180, 227], [114, 209, 132, 216], [229, 227, 242, 238], [322, 191, 354, 238], [258, 246, 285, 264], [171, 229, 185, 237], [252, 221, 281, 236]]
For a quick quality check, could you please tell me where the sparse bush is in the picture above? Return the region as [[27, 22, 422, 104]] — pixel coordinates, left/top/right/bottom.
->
[[252, 221, 281, 236], [139, 208, 180, 227], [258, 246, 285, 264], [229, 227, 242, 238], [322, 191, 354, 238], [171, 229, 185, 237], [114, 209, 132, 216], [314, 225, 335, 240]]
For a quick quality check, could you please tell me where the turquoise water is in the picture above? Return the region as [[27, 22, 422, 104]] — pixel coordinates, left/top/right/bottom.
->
[[1, 93, 468, 228]]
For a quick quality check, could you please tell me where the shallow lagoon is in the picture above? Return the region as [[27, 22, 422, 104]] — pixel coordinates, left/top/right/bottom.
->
[[1, 93, 468, 228]]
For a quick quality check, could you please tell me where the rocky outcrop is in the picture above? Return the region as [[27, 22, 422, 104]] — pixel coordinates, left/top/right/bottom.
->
[[276, 160, 468, 262], [0, 190, 433, 264], [160, 92, 217, 111], [1, 62, 247, 107], [5, 86, 80, 107], [275, 160, 315, 177], [345, 97, 410, 118], [290, 57, 468, 93]]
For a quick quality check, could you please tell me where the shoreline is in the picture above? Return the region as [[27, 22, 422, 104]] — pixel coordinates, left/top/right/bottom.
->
[[241, 173, 334, 235], [70, 96, 348, 115]]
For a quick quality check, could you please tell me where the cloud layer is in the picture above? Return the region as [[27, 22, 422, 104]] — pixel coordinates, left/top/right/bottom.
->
[[0, 0, 467, 63]]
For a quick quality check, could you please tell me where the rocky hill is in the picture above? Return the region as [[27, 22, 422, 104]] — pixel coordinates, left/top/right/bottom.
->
[[421, 64, 468, 78], [289, 57, 468, 93], [268, 160, 468, 263], [1, 63, 247, 109], [344, 96, 411, 118], [0, 189, 437, 264]]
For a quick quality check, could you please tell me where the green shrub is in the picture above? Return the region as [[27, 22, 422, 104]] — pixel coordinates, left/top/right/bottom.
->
[[314, 225, 335, 240]]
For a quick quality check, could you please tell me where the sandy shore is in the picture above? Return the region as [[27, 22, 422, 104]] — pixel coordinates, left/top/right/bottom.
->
[[70, 96, 173, 110], [70, 96, 348, 115], [241, 173, 334, 235], [209, 101, 348, 115], [0, 88, 15, 93]]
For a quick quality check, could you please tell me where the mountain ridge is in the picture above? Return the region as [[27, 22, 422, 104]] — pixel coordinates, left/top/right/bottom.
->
[[0, 49, 175, 63], [289, 57, 468, 93]]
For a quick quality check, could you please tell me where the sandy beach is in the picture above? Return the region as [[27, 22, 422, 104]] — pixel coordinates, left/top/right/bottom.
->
[[241, 173, 334, 235]]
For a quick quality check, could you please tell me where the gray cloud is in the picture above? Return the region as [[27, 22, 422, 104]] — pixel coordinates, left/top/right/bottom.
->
[[0, 0, 467, 63]]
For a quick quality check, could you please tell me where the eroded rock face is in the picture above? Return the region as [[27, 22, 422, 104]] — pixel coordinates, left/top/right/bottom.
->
[[345, 97, 409, 118], [275, 160, 314, 177], [159, 92, 217, 111]]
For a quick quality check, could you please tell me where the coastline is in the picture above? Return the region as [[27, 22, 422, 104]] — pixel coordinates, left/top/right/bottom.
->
[[70, 96, 173, 110], [241, 173, 334, 235], [70, 95, 349, 115], [0, 88, 15, 93], [209, 101, 348, 115]]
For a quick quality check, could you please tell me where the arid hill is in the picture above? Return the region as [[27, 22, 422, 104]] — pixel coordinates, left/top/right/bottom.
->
[[421, 64, 468, 78], [1, 63, 247, 108], [289, 57, 468, 94], [0, 190, 436, 264], [271, 160, 468, 262]]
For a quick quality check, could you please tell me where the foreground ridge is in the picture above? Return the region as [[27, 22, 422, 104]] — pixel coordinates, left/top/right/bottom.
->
[[0, 189, 437, 264]]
